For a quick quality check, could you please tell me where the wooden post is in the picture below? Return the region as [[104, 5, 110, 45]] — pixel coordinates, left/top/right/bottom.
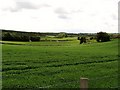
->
[[80, 78, 88, 90]]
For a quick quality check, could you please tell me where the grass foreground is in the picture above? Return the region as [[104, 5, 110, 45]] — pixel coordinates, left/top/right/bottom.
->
[[1, 39, 119, 89]]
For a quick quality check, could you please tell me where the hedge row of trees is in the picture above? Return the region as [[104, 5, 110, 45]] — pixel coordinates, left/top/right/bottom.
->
[[2, 32, 40, 41], [1, 30, 119, 42]]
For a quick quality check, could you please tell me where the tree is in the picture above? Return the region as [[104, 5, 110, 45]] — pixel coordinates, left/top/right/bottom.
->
[[2, 33, 13, 41], [80, 37, 86, 44], [90, 37, 93, 40], [77, 37, 80, 40], [96, 32, 110, 42], [30, 36, 40, 41]]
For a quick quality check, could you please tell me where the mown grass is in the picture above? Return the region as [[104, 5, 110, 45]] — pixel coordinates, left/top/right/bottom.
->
[[2, 39, 118, 89]]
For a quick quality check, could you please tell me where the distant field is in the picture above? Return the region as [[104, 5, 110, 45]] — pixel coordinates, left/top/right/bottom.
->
[[2, 39, 118, 89]]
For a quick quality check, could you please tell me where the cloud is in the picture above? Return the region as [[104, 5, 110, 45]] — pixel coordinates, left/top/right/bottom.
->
[[54, 7, 84, 19], [0, 0, 118, 33], [16, 1, 38, 9], [4, 1, 51, 12], [54, 8, 69, 14], [104, 22, 109, 25], [111, 14, 117, 20], [54, 8, 70, 19], [55, 8, 83, 14], [58, 15, 69, 19], [71, 9, 83, 13]]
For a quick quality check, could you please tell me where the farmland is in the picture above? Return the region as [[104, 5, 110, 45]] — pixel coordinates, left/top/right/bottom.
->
[[2, 38, 118, 89]]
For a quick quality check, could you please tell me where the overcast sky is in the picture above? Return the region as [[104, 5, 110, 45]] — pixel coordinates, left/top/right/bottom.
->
[[0, 0, 119, 33]]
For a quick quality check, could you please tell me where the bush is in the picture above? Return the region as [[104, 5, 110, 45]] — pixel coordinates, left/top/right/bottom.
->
[[96, 32, 110, 42]]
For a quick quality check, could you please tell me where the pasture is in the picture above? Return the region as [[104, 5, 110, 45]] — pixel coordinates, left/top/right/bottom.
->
[[2, 39, 118, 89]]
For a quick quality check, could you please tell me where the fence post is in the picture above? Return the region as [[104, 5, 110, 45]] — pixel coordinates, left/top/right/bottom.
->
[[80, 77, 88, 90]]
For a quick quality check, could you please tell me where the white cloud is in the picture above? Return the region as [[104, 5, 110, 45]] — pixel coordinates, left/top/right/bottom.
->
[[0, 0, 119, 33]]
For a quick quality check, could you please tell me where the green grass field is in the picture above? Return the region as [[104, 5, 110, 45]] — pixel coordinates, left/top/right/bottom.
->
[[2, 39, 118, 89]]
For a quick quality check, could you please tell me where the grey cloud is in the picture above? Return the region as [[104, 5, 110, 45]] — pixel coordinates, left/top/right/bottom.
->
[[6, 1, 51, 12], [104, 22, 109, 25], [9, 1, 38, 12], [55, 8, 69, 14], [16, 1, 38, 9], [71, 9, 83, 13], [55, 8, 70, 19], [40, 4, 51, 8], [90, 13, 96, 17], [58, 15, 69, 19], [111, 14, 117, 20], [55, 8, 83, 19], [55, 8, 83, 14]]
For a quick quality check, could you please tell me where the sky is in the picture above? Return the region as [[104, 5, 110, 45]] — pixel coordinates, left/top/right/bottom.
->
[[0, 0, 119, 33]]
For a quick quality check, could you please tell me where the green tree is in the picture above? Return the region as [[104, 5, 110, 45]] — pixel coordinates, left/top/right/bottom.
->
[[2, 33, 13, 41], [96, 32, 110, 42], [80, 37, 86, 44]]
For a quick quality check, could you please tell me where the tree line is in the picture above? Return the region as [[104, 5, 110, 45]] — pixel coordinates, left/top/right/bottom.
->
[[0, 30, 77, 41], [78, 31, 120, 44], [0, 29, 120, 42], [1, 30, 40, 41]]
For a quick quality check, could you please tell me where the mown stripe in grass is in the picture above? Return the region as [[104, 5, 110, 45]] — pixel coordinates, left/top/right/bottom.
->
[[2, 66, 39, 72], [46, 59, 117, 67], [3, 62, 26, 66]]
